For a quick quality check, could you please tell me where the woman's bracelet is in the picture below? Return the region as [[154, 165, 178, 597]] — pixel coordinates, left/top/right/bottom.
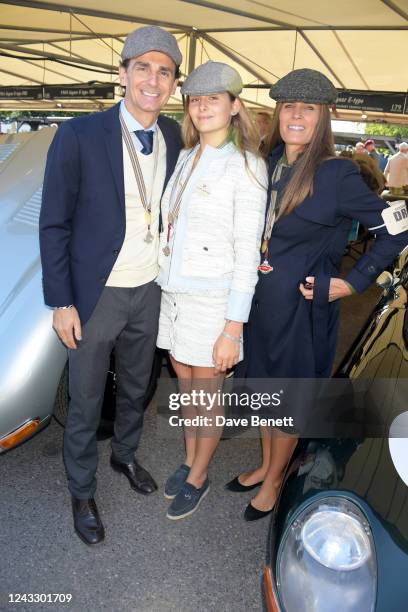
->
[[221, 331, 241, 344]]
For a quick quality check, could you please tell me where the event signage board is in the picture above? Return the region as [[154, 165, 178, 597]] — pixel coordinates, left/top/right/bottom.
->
[[0, 86, 43, 100], [0, 85, 115, 100], [336, 91, 407, 115], [43, 85, 115, 99]]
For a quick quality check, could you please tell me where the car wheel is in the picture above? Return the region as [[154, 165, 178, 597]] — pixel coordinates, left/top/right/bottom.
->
[[53, 363, 69, 427], [53, 350, 164, 431]]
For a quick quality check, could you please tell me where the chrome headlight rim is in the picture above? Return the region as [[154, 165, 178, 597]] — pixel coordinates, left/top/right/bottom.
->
[[276, 492, 377, 610]]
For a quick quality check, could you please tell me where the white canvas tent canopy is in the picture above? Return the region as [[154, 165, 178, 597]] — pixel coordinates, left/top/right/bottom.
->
[[0, 0, 407, 123]]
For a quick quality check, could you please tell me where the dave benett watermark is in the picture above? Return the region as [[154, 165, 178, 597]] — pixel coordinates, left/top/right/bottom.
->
[[168, 414, 294, 428], [166, 390, 294, 429]]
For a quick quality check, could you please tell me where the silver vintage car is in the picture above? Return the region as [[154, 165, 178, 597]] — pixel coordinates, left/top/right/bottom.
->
[[0, 128, 68, 451], [0, 128, 163, 452]]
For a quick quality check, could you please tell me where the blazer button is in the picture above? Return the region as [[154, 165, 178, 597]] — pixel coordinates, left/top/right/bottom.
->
[[113, 249, 119, 255], [367, 265, 376, 273]]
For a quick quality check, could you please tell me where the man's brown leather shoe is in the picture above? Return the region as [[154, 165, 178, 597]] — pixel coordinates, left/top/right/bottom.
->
[[110, 455, 158, 495], [72, 497, 105, 545]]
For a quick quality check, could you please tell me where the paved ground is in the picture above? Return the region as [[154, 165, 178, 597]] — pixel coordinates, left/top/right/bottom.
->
[[0, 251, 380, 612], [1, 411, 268, 612]]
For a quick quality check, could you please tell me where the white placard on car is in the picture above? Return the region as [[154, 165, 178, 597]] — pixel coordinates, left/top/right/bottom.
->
[[382, 200, 408, 235]]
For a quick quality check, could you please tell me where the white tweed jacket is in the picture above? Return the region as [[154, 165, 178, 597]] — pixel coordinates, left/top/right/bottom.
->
[[157, 142, 268, 321]]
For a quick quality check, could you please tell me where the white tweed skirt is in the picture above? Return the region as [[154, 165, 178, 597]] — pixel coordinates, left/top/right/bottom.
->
[[157, 290, 243, 367]]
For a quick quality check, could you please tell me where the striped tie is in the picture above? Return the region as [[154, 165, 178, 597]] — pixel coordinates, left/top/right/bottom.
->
[[134, 130, 154, 155]]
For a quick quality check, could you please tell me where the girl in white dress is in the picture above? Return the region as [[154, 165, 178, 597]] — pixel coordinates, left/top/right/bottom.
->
[[156, 61, 267, 519]]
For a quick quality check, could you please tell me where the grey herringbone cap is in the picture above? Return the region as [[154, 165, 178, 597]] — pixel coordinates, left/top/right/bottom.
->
[[270, 68, 338, 104], [121, 26, 182, 67], [181, 61, 243, 96]]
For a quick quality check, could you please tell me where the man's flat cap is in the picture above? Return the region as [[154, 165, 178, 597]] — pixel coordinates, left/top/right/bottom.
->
[[121, 26, 182, 67], [181, 61, 243, 96], [270, 68, 338, 105]]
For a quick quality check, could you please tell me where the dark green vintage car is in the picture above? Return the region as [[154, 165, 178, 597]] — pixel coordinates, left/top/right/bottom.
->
[[264, 246, 408, 612]]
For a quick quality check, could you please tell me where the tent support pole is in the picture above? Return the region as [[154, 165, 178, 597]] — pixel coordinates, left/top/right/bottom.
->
[[0, 0, 190, 31], [0, 41, 115, 71], [188, 32, 197, 74], [0, 66, 43, 83], [380, 0, 408, 21], [298, 31, 346, 88]]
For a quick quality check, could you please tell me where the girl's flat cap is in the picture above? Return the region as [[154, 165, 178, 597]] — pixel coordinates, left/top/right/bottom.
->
[[181, 61, 243, 96]]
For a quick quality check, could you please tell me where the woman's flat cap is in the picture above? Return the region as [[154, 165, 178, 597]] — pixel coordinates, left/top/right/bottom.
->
[[270, 68, 338, 105], [181, 61, 243, 96]]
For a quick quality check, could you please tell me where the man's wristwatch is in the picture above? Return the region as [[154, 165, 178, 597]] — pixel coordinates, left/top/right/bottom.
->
[[53, 305, 74, 310]]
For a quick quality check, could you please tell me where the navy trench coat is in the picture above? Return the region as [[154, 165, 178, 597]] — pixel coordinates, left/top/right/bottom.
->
[[240, 144, 408, 380]]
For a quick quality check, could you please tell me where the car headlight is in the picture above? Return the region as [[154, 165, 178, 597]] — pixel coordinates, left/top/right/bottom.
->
[[277, 497, 377, 612], [301, 509, 371, 571]]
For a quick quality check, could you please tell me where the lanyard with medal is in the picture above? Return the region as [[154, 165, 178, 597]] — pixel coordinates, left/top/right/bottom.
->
[[259, 196, 276, 274], [163, 137, 231, 257], [119, 112, 159, 243], [162, 145, 200, 256], [258, 157, 287, 274]]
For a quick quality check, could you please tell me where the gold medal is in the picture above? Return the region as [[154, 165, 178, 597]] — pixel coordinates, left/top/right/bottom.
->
[[145, 210, 151, 226]]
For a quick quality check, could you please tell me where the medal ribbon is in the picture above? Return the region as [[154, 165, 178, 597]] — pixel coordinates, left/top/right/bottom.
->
[[119, 111, 159, 240], [163, 138, 231, 256], [162, 145, 200, 255], [259, 157, 289, 274]]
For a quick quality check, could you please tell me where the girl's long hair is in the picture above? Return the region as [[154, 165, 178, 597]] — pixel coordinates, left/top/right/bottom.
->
[[182, 94, 260, 157], [268, 102, 335, 217]]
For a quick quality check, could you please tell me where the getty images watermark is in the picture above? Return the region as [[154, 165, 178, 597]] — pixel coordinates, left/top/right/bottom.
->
[[166, 389, 294, 428], [156, 376, 408, 438]]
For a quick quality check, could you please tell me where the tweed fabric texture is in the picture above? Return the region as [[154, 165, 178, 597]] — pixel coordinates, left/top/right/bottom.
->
[[157, 291, 243, 367], [181, 61, 243, 96], [270, 68, 337, 104], [121, 25, 182, 66]]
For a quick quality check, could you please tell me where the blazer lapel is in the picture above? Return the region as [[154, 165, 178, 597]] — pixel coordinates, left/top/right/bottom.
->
[[266, 143, 285, 217], [268, 142, 285, 176], [158, 115, 179, 193], [103, 103, 125, 213]]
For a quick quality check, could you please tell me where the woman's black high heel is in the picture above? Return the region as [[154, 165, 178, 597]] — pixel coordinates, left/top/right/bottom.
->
[[225, 475, 263, 492], [243, 501, 274, 521]]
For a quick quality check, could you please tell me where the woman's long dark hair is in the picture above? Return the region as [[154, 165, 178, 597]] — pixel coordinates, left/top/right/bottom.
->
[[268, 103, 335, 217]]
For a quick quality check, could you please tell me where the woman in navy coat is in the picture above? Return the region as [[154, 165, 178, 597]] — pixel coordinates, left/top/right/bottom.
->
[[226, 69, 408, 520]]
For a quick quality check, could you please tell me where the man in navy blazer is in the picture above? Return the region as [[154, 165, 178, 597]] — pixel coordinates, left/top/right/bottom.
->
[[39, 26, 183, 545]]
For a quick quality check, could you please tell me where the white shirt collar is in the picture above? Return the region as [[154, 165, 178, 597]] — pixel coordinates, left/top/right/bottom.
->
[[120, 99, 158, 133]]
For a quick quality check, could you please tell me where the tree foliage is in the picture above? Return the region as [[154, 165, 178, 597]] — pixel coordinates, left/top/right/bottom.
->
[[365, 123, 408, 138]]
